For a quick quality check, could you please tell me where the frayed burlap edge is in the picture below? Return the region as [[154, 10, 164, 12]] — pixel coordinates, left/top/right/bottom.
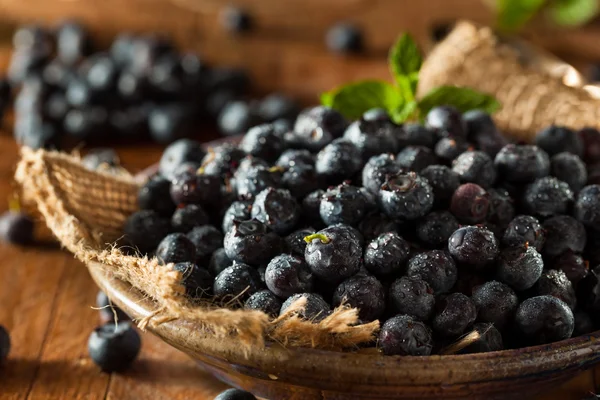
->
[[14, 148, 379, 352], [419, 21, 600, 142]]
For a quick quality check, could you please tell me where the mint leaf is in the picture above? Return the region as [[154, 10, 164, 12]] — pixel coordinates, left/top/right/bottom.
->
[[390, 101, 418, 124], [496, 0, 546, 31], [322, 80, 404, 119], [418, 86, 501, 116], [547, 0, 599, 26], [389, 34, 422, 100]]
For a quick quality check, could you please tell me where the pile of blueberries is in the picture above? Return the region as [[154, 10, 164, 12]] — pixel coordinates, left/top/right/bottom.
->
[[5, 21, 298, 149], [123, 104, 600, 356]]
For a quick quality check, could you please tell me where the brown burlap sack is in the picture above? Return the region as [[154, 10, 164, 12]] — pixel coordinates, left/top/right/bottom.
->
[[14, 148, 378, 351], [419, 21, 600, 142]]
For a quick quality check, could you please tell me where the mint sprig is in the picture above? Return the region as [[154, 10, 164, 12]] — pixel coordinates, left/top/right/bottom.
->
[[321, 34, 500, 124], [494, 0, 599, 31]]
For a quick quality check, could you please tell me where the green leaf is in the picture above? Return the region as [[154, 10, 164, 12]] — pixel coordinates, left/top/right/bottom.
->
[[388, 34, 422, 100], [390, 101, 419, 124], [496, 0, 547, 31], [547, 0, 599, 26], [321, 80, 404, 119], [418, 86, 501, 116]]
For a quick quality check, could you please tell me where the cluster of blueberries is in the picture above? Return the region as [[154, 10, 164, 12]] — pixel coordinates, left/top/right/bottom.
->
[[4, 21, 299, 149]]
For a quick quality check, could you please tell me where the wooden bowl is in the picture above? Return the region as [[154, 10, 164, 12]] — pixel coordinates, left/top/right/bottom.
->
[[89, 261, 600, 400]]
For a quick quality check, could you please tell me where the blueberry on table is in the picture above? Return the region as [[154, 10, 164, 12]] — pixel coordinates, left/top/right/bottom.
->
[[575, 185, 600, 230], [389, 276, 435, 321], [420, 165, 461, 208], [156, 233, 196, 265], [138, 176, 175, 217], [123, 210, 171, 254], [239, 123, 285, 163], [502, 215, 545, 251], [220, 6, 253, 34], [523, 176, 573, 217], [173, 262, 213, 298], [294, 106, 348, 152], [222, 201, 252, 234], [319, 182, 367, 227], [171, 204, 209, 233], [551, 251, 588, 284], [496, 244, 544, 291], [416, 211, 460, 248], [448, 225, 499, 269], [279, 293, 331, 322], [88, 322, 141, 373], [159, 139, 206, 181], [434, 137, 471, 163], [252, 188, 300, 235], [535, 269, 576, 311], [535, 125, 583, 157], [213, 262, 263, 301], [0, 325, 10, 362], [96, 291, 129, 322], [550, 153, 587, 193], [396, 146, 438, 173], [378, 315, 433, 356], [208, 248, 232, 277], [396, 123, 436, 149], [304, 225, 363, 283], [378, 172, 434, 220], [343, 118, 399, 161], [450, 183, 490, 224], [170, 169, 221, 207], [406, 250, 457, 294], [315, 139, 363, 185], [224, 219, 282, 266], [325, 23, 363, 54], [244, 290, 282, 318], [542, 215, 587, 259], [515, 295, 574, 345], [186, 225, 223, 262], [361, 153, 402, 195], [0, 211, 34, 245], [472, 281, 519, 329], [452, 151, 496, 188], [425, 105, 466, 139], [281, 164, 321, 199], [432, 293, 477, 337], [494, 144, 550, 183], [265, 254, 313, 299], [460, 323, 504, 354], [332, 274, 386, 322], [364, 232, 410, 277]]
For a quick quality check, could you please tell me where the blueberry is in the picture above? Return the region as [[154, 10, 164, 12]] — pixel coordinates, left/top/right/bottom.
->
[[171, 204, 209, 233], [293, 106, 348, 152], [233, 156, 269, 181], [378, 315, 433, 356], [96, 291, 129, 322], [358, 212, 397, 242], [396, 146, 438, 173], [315, 139, 362, 184], [284, 227, 314, 257], [420, 165, 461, 208], [251, 188, 300, 235], [502, 215, 545, 251], [343, 118, 398, 161], [542, 215, 586, 259], [450, 183, 490, 224], [576, 266, 600, 314], [462, 110, 507, 158], [239, 123, 285, 162], [224, 219, 282, 266], [378, 172, 434, 220], [432, 293, 477, 337], [200, 144, 246, 179], [208, 248, 231, 277], [460, 323, 504, 353], [396, 123, 436, 149], [213, 262, 263, 301], [535, 269, 576, 310], [81, 53, 117, 94], [44, 92, 69, 125], [406, 250, 457, 294], [319, 183, 367, 227], [156, 233, 196, 265], [137, 176, 175, 217], [170, 170, 221, 207], [64, 107, 110, 140], [123, 210, 171, 254], [304, 225, 362, 283], [281, 164, 321, 199], [8, 48, 50, 85], [416, 211, 459, 247], [578, 127, 600, 164], [220, 6, 253, 33], [245, 290, 282, 318], [361, 154, 402, 195], [173, 262, 213, 298], [472, 281, 519, 329], [110, 33, 136, 66], [494, 144, 550, 183], [448, 225, 499, 268], [363, 232, 410, 276], [13, 24, 51, 50], [452, 151, 497, 188], [279, 293, 331, 321], [552, 251, 588, 284], [187, 225, 224, 262], [149, 104, 198, 144], [331, 274, 384, 321], [535, 125, 583, 157], [425, 106, 466, 139], [222, 201, 252, 233], [325, 23, 363, 53], [550, 153, 587, 193], [234, 166, 282, 200], [515, 296, 574, 345], [389, 276, 435, 321], [523, 176, 573, 217], [301, 189, 326, 228], [573, 310, 595, 336], [0, 211, 34, 245], [14, 114, 62, 150], [255, 93, 298, 123], [362, 108, 391, 123], [265, 254, 313, 298], [434, 138, 471, 163], [575, 185, 600, 230], [82, 148, 119, 170], [159, 139, 206, 180], [496, 244, 544, 291], [88, 322, 141, 372], [276, 149, 314, 169]]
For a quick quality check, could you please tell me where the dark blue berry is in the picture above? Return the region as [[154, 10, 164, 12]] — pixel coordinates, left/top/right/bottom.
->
[[396, 146, 438, 173], [575, 185, 600, 230], [450, 183, 490, 224], [123, 210, 171, 254], [573, 310, 595, 336], [364, 232, 410, 276], [88, 322, 141, 372], [462, 110, 507, 158], [222, 201, 252, 233], [535, 269, 576, 310], [515, 295, 574, 345], [245, 290, 282, 318], [279, 293, 331, 321], [486, 188, 515, 229], [332, 274, 385, 322], [378, 315, 433, 356], [578, 127, 600, 164], [171, 204, 209, 233], [187, 225, 224, 262], [156, 233, 196, 265], [432, 293, 477, 337], [239, 123, 285, 163], [170, 170, 221, 207], [472, 281, 519, 329], [494, 144, 550, 183], [542, 215, 586, 259], [234, 166, 282, 200], [213, 262, 263, 301], [389, 276, 435, 321], [284, 227, 314, 257], [502, 215, 545, 251], [173, 262, 213, 298], [460, 323, 504, 353], [217, 100, 260, 136], [378, 172, 434, 220], [138, 176, 175, 217], [523, 176, 573, 217], [208, 248, 231, 277], [301, 189, 325, 228], [361, 154, 402, 195], [496, 244, 544, 291], [550, 152, 587, 192], [420, 165, 461, 208], [257, 93, 298, 123], [319, 183, 367, 227], [293, 106, 347, 152], [265, 254, 313, 298], [276, 149, 314, 169], [343, 118, 398, 161], [357, 212, 397, 242], [220, 6, 253, 33], [396, 123, 436, 149], [325, 23, 363, 53], [0, 211, 34, 245], [448, 225, 499, 268], [406, 250, 457, 294], [535, 125, 583, 157], [434, 137, 471, 163], [281, 164, 321, 199], [551, 251, 588, 284], [452, 151, 496, 188], [224, 219, 282, 266], [82, 148, 119, 170], [315, 139, 362, 184], [304, 225, 362, 283], [251, 188, 299, 235], [200, 144, 246, 178], [159, 139, 206, 180], [416, 211, 459, 247], [425, 106, 466, 139]]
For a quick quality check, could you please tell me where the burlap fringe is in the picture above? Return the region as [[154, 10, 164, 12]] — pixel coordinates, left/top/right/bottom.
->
[[14, 148, 379, 351], [419, 21, 600, 142]]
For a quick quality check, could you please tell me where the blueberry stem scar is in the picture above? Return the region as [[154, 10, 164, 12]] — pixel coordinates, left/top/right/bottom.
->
[[304, 233, 330, 244]]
